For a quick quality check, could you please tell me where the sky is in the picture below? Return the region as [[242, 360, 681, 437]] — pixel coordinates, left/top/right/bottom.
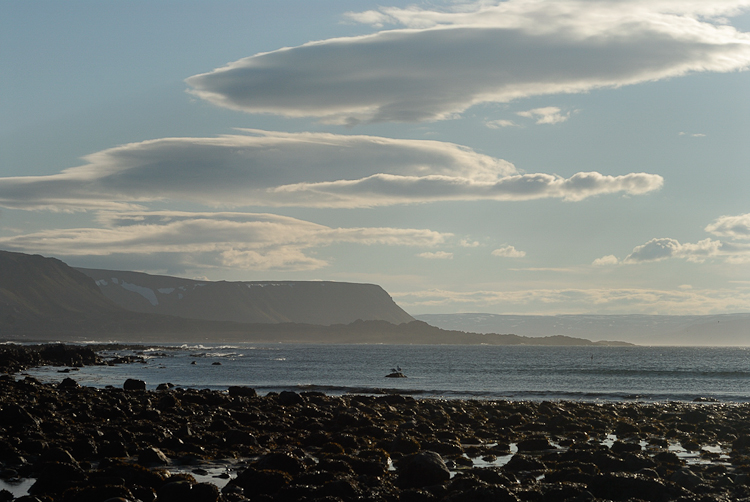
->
[[1, 0, 749, 316]]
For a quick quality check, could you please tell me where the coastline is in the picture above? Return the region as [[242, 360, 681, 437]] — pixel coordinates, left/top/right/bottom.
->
[[3, 360, 750, 500]]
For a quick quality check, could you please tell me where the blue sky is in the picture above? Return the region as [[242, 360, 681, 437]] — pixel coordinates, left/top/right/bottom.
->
[[2, 0, 749, 316]]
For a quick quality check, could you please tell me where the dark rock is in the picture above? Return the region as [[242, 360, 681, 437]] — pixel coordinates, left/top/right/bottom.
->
[[445, 485, 519, 502], [397, 451, 451, 488], [503, 454, 546, 472], [228, 468, 292, 496], [517, 436, 555, 451], [158, 480, 193, 502], [654, 451, 683, 467], [228, 386, 257, 398], [670, 468, 705, 490], [57, 377, 79, 389], [321, 478, 361, 499], [278, 390, 305, 406], [156, 382, 175, 391], [255, 452, 306, 475], [225, 429, 259, 446], [137, 447, 170, 466], [123, 378, 146, 391], [588, 472, 686, 501], [610, 440, 641, 454], [191, 482, 220, 502], [391, 436, 421, 454]]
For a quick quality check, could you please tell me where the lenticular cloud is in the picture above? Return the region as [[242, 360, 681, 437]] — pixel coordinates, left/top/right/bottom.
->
[[0, 130, 663, 211], [186, 0, 750, 124]]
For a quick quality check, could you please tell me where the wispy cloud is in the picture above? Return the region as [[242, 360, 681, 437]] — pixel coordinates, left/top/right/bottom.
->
[[0, 130, 662, 210], [0, 211, 451, 271], [187, 1, 750, 124], [394, 285, 750, 315], [679, 132, 707, 137], [492, 245, 526, 258], [485, 119, 518, 129], [418, 251, 454, 259], [517, 107, 571, 125]]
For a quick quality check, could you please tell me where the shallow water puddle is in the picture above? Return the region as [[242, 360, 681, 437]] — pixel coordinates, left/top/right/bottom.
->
[[0, 478, 35, 497]]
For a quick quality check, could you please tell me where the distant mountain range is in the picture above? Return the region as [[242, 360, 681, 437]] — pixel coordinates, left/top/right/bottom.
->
[[415, 313, 750, 346], [0, 250, 627, 345]]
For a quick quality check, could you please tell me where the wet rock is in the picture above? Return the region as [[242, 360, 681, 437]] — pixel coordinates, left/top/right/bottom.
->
[[64, 485, 135, 502], [610, 440, 641, 454], [278, 390, 305, 406], [138, 447, 169, 466], [503, 454, 546, 472], [588, 472, 686, 501], [28, 461, 87, 496], [445, 485, 519, 502], [254, 452, 306, 475], [228, 468, 293, 497], [320, 477, 361, 499], [517, 436, 555, 451], [123, 378, 146, 391], [397, 451, 451, 488], [40, 447, 77, 465], [228, 386, 257, 398], [57, 377, 79, 389], [158, 480, 193, 502], [670, 468, 705, 490], [225, 429, 259, 446]]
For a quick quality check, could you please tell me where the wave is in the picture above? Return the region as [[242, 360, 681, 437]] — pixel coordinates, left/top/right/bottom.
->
[[244, 384, 750, 403], [510, 368, 750, 379]]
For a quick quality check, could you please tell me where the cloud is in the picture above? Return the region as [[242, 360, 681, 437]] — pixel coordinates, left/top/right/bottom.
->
[[705, 213, 750, 239], [418, 251, 453, 259], [271, 171, 664, 207], [679, 131, 706, 137], [592, 255, 620, 266], [0, 211, 451, 271], [621, 237, 750, 263], [517, 107, 571, 125], [187, 1, 750, 124], [393, 285, 750, 315], [492, 245, 526, 258], [459, 239, 480, 247], [0, 130, 662, 210], [485, 119, 518, 129]]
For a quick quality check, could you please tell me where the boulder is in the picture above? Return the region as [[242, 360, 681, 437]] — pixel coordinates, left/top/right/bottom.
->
[[397, 451, 451, 488], [123, 379, 146, 391], [228, 386, 257, 398]]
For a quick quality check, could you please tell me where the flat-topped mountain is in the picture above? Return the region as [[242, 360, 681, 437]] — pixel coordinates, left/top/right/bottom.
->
[[0, 250, 628, 345], [76, 268, 414, 326]]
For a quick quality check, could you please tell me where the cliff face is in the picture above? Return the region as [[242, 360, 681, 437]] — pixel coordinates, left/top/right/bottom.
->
[[77, 268, 415, 326]]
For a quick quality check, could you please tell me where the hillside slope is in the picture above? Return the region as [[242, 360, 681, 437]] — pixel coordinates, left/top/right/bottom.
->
[[0, 250, 121, 327], [77, 268, 414, 325]]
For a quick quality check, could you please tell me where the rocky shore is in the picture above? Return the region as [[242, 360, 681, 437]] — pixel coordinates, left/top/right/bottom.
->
[[2, 350, 750, 501]]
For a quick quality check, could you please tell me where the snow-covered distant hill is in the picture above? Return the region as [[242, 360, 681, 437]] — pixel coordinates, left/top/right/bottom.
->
[[78, 268, 415, 326], [415, 313, 750, 346]]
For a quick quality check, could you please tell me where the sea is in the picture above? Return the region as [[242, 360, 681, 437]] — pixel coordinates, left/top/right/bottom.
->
[[21, 343, 750, 403]]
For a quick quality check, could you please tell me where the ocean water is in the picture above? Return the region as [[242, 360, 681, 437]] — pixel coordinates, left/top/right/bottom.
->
[[21, 344, 750, 402]]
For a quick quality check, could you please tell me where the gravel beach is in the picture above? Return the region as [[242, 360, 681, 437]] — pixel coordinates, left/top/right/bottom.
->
[[2, 345, 750, 502]]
